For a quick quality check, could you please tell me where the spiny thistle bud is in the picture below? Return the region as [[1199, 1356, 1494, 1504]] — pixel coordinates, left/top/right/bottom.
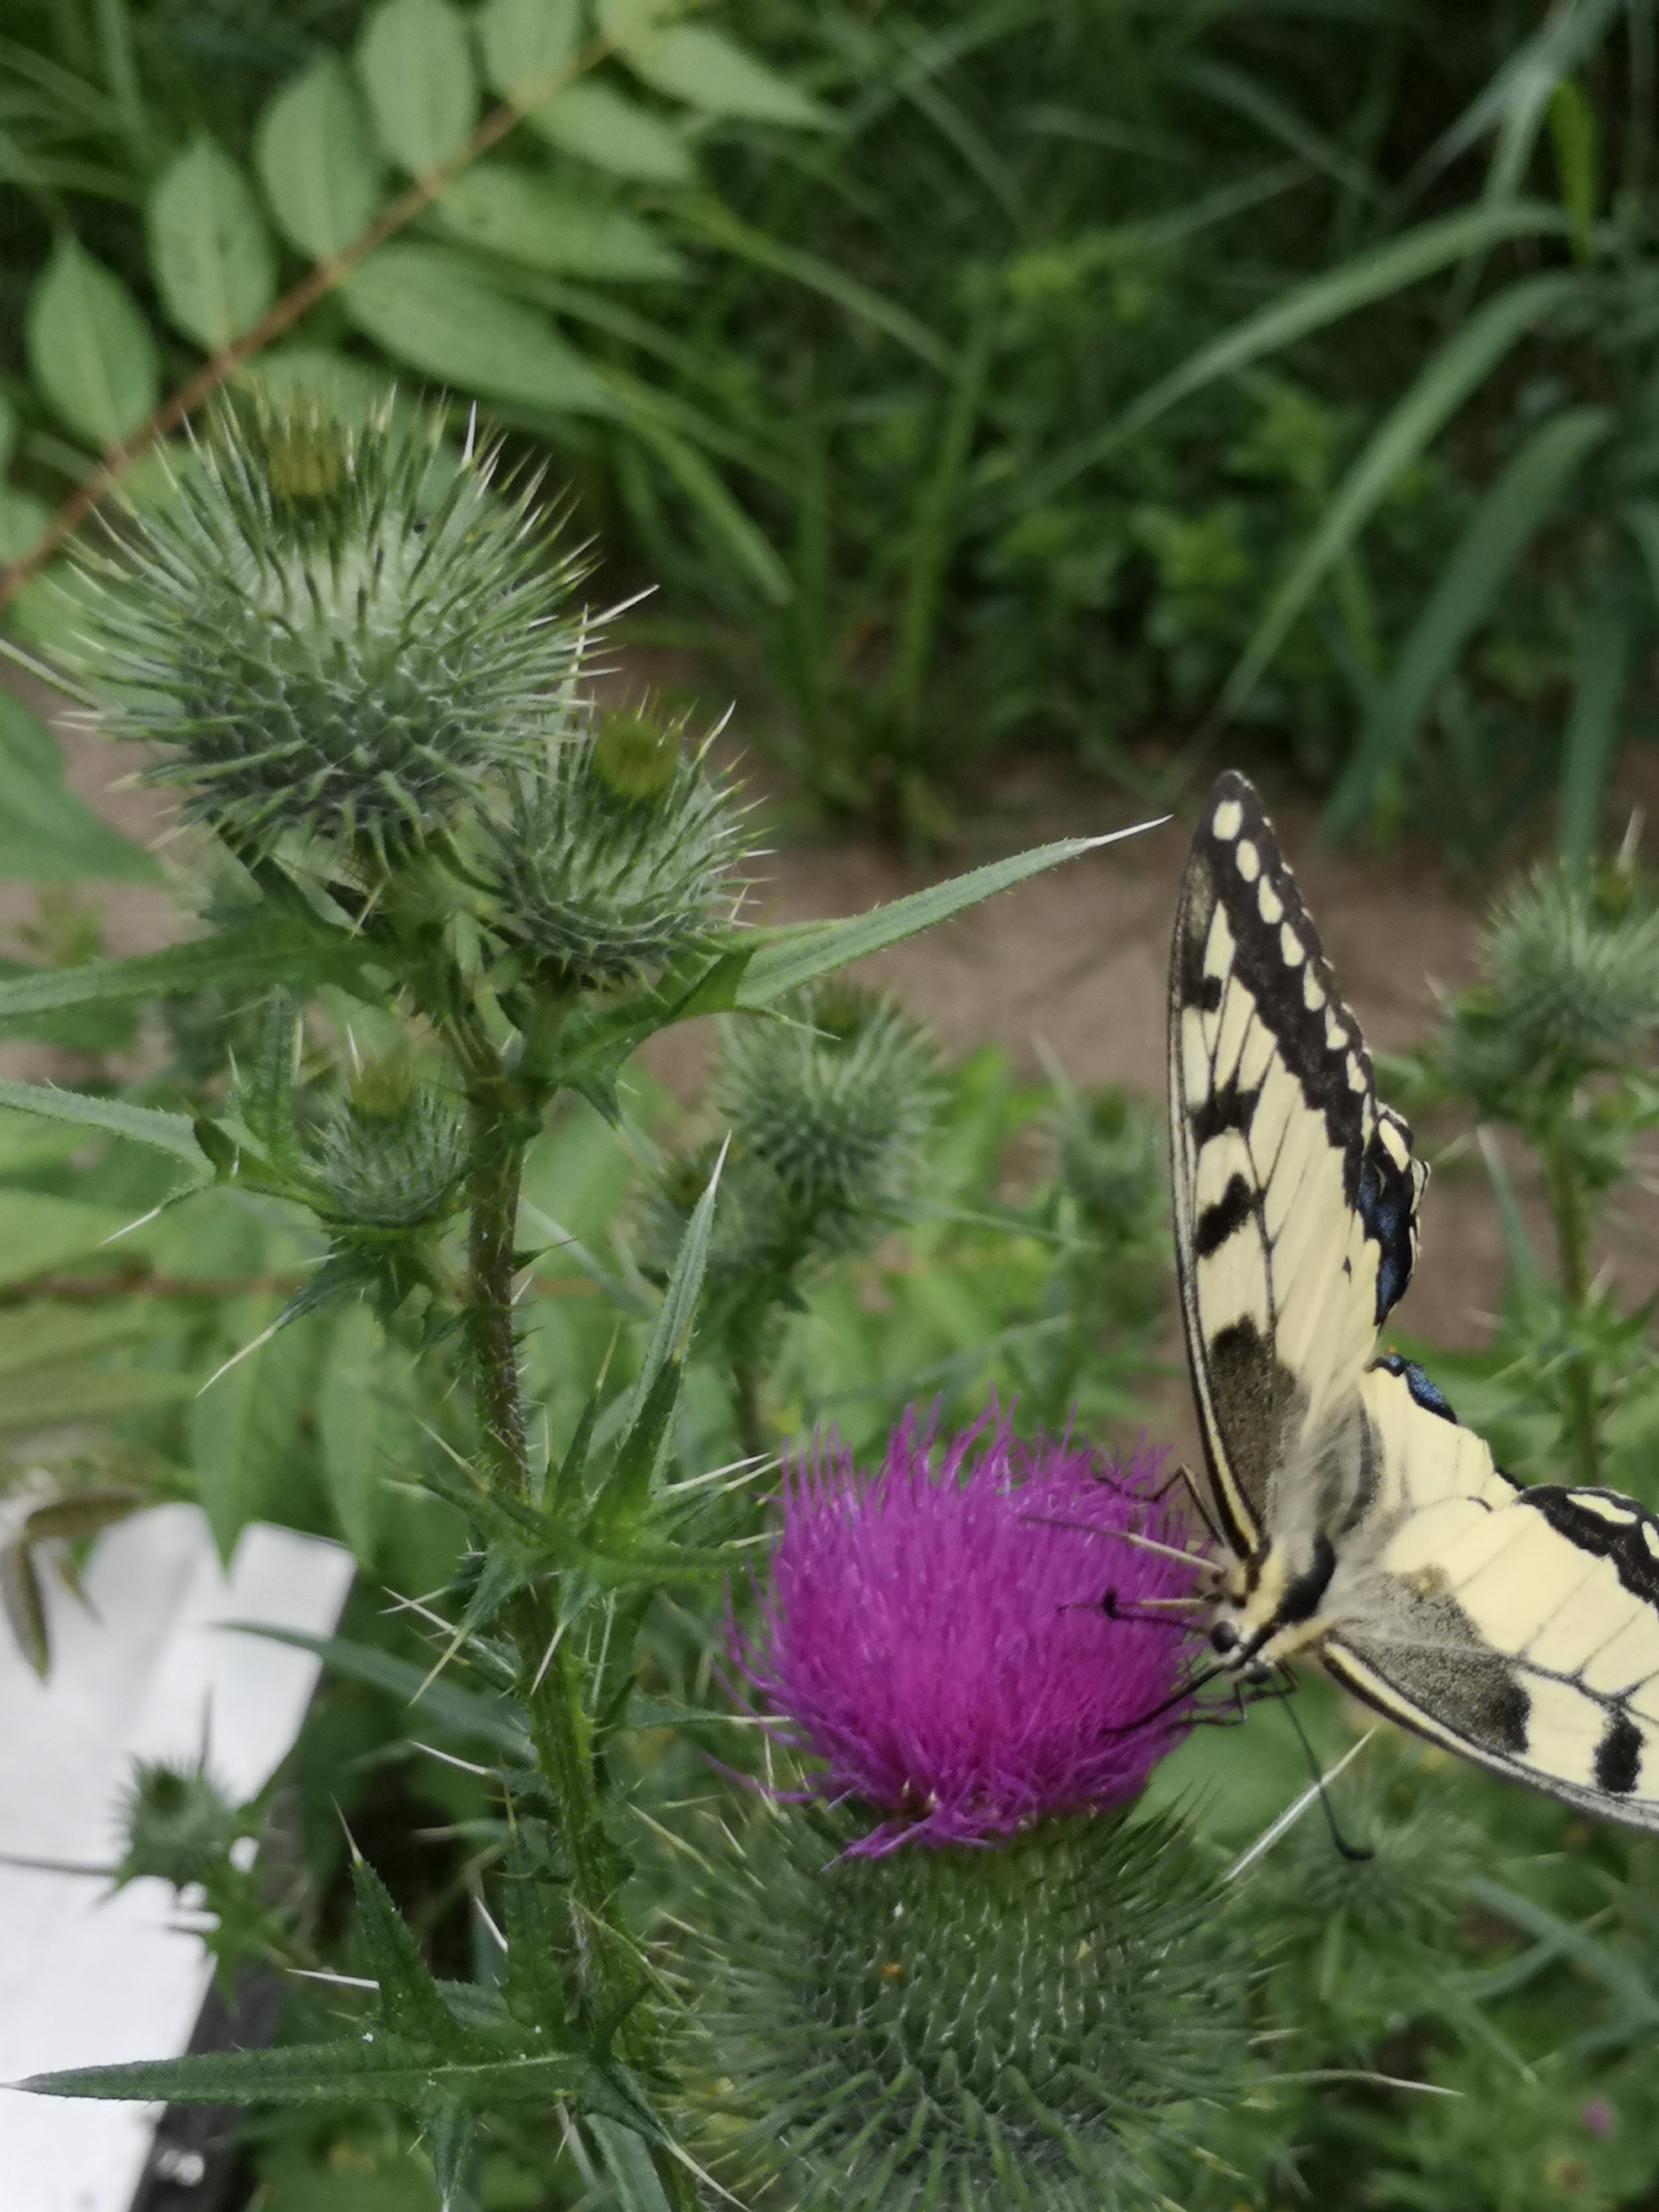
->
[[1483, 865, 1659, 1071], [72, 399, 587, 862], [118, 1755, 240, 1890], [718, 986, 935, 1247], [686, 1414, 1237, 2207], [315, 1061, 468, 1230], [490, 710, 746, 989], [1055, 1083, 1162, 1238]]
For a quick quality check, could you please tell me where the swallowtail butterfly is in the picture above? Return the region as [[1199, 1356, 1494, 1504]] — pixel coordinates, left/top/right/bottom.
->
[[1170, 769, 1659, 1825]]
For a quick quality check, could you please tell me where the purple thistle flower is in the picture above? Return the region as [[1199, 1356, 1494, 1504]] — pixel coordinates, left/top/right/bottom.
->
[[734, 1408, 1204, 1853]]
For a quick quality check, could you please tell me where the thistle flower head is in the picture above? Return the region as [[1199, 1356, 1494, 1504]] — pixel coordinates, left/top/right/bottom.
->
[[118, 1754, 240, 1890], [73, 398, 587, 861], [314, 1060, 468, 1230], [489, 707, 747, 990], [734, 1410, 1200, 1851]]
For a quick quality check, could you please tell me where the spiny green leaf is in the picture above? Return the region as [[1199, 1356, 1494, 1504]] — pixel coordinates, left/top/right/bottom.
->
[[0, 915, 365, 1025], [352, 1852, 471, 2051], [0, 1079, 208, 1174], [237, 1626, 529, 1753], [734, 823, 1162, 1006], [20, 2038, 624, 2109]]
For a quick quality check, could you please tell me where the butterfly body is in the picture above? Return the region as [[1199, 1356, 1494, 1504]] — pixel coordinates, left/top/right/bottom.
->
[[1170, 772, 1659, 1827]]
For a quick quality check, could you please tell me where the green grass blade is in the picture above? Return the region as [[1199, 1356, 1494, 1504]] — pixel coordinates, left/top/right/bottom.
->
[[735, 819, 1165, 1007], [676, 198, 952, 373], [1223, 271, 1582, 715], [623, 410, 792, 607], [1558, 575, 1640, 870], [1325, 406, 1612, 836], [1018, 200, 1573, 510]]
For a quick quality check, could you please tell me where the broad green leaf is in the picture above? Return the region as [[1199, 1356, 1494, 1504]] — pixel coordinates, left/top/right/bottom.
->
[[317, 1304, 395, 1561], [0, 1365, 187, 1433], [0, 1078, 209, 1173], [0, 486, 50, 565], [256, 57, 385, 261], [0, 914, 361, 1026], [0, 1305, 149, 1381], [431, 167, 684, 280], [147, 138, 277, 351], [1020, 200, 1573, 509], [1325, 405, 1612, 836], [27, 237, 159, 449], [1221, 271, 1581, 712], [0, 1191, 132, 1287], [357, 0, 479, 176], [0, 690, 158, 881], [734, 819, 1163, 1006], [523, 82, 695, 184], [1558, 576, 1639, 870], [242, 1624, 529, 1752], [239, 346, 393, 423], [481, 0, 579, 107], [342, 244, 609, 414], [601, 5, 825, 127], [190, 1302, 312, 1559]]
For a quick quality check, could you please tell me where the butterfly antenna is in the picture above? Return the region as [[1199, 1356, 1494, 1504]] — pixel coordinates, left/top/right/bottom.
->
[[1281, 1692, 1372, 1864]]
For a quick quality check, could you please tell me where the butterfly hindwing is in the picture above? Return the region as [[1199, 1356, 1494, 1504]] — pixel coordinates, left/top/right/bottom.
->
[[1168, 772, 1427, 1555], [1323, 1363, 1659, 1826]]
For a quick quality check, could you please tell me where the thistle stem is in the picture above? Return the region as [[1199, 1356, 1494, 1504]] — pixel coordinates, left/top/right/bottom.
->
[[1541, 1116, 1600, 1488], [463, 1083, 639, 2038]]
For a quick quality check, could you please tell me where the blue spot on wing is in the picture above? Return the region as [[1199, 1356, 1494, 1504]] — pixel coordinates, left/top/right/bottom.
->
[[1374, 1352, 1457, 1423], [1355, 1113, 1422, 1326]]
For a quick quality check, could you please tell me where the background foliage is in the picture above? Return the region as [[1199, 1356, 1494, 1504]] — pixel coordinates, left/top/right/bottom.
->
[[2, 1, 1659, 850]]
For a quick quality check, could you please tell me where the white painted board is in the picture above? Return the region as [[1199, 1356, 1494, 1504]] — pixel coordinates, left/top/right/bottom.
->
[[0, 1505, 354, 2212]]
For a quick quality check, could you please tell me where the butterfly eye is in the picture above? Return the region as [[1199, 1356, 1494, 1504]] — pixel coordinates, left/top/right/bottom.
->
[[1209, 1620, 1240, 1656]]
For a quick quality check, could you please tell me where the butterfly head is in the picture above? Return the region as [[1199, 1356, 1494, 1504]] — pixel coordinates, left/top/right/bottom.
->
[[1206, 1531, 1338, 1682]]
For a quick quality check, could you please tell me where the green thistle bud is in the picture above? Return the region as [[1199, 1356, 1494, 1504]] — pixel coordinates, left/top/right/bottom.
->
[[591, 706, 680, 800], [73, 399, 586, 862], [1055, 1084, 1162, 1237], [1483, 866, 1659, 1071], [491, 714, 746, 989], [716, 985, 935, 1248], [681, 1807, 1245, 2210], [316, 1064, 468, 1229], [118, 1756, 240, 1890]]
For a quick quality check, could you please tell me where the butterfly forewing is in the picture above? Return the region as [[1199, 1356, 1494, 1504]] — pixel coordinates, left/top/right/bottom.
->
[[1168, 771, 1425, 1555]]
